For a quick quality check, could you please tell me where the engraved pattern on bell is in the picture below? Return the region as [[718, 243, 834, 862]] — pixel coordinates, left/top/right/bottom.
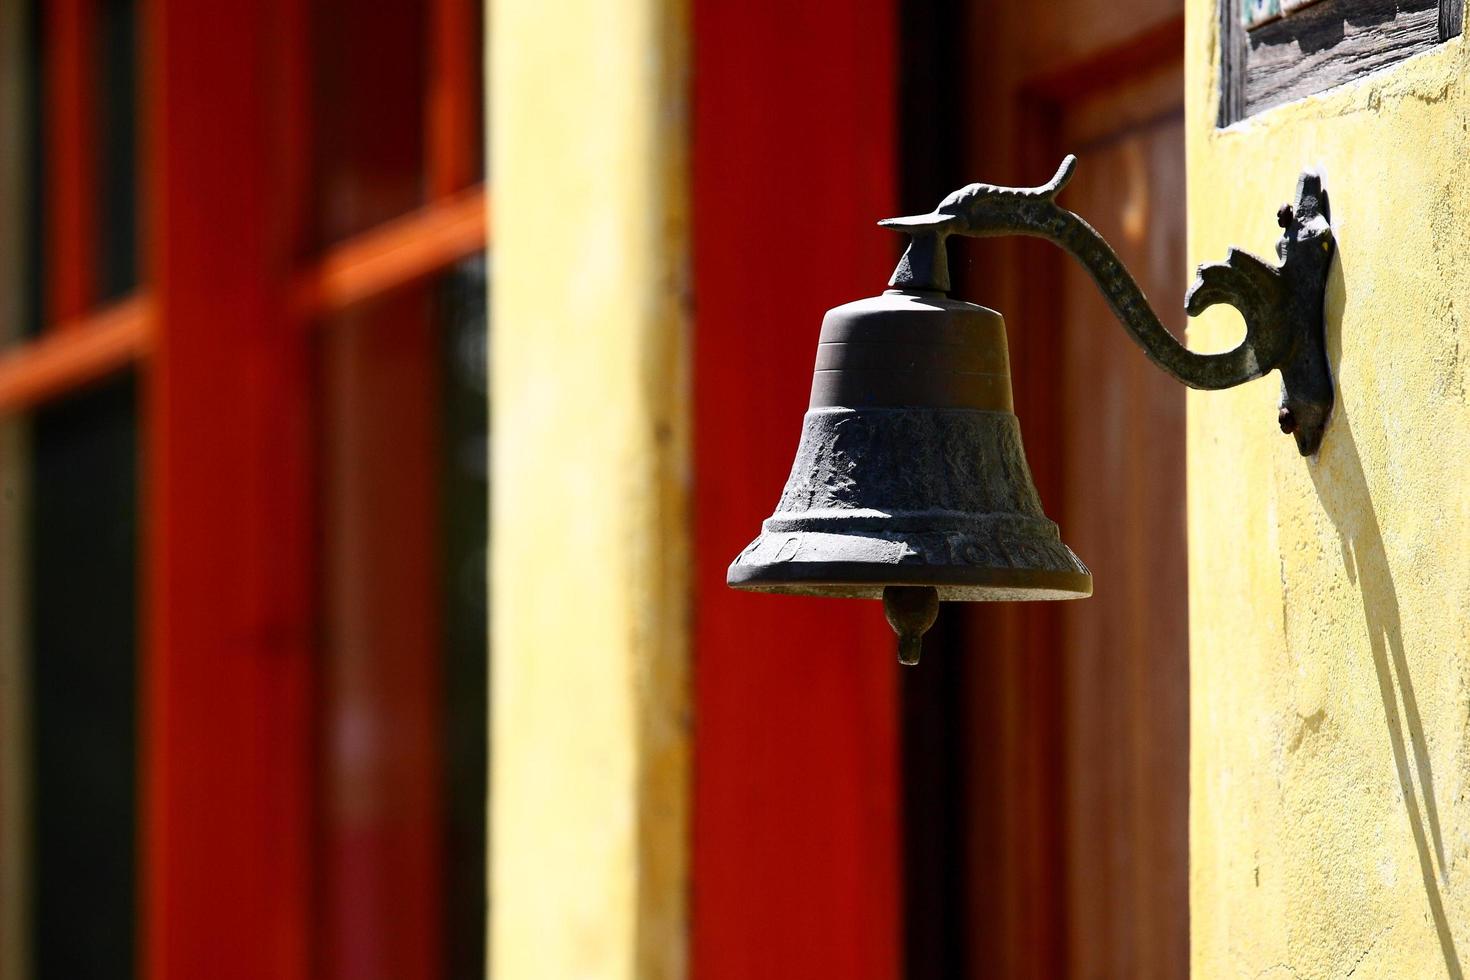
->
[[776, 408, 1045, 516], [728, 406, 1091, 602]]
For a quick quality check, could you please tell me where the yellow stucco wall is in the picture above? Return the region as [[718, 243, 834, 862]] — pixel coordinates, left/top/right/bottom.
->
[[1187, 5, 1470, 976], [488, 0, 690, 976]]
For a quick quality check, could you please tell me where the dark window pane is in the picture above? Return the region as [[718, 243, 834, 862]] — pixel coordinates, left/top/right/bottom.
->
[[27, 374, 139, 980], [439, 257, 488, 980], [97, 0, 139, 301]]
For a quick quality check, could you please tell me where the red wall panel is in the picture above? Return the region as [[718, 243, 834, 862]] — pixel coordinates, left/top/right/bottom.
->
[[691, 2, 902, 977]]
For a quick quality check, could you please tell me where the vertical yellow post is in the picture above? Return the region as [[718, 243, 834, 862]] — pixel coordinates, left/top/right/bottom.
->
[[1187, 3, 1470, 976], [0, 3, 31, 974], [488, 0, 689, 976]]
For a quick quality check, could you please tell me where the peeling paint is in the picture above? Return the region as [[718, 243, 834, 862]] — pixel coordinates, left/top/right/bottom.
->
[[1286, 708, 1327, 754]]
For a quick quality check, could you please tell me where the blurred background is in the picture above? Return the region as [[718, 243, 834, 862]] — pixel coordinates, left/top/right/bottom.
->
[[0, 0, 1186, 977], [1, 0, 488, 977]]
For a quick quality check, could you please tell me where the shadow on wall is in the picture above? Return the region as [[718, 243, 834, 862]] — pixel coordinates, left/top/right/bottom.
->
[[1311, 253, 1462, 980]]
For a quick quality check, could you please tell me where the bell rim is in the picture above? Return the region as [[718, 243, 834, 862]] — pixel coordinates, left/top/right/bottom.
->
[[726, 560, 1092, 601]]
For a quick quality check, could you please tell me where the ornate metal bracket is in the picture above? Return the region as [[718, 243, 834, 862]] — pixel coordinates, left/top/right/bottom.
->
[[880, 156, 1336, 455]]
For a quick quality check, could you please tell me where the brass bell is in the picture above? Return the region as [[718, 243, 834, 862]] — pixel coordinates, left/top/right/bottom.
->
[[726, 287, 1091, 664]]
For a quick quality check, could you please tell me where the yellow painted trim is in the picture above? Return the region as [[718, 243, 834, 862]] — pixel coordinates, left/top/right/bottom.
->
[[0, 1, 31, 973], [1188, 3, 1470, 976], [487, 0, 690, 976]]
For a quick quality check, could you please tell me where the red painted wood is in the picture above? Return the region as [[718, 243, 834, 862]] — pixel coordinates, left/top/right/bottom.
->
[[142, 2, 315, 978], [312, 4, 444, 978], [311, 0, 426, 246], [0, 294, 152, 414], [295, 188, 487, 318], [690, 1, 902, 977], [45, 0, 98, 323], [426, 0, 478, 197], [318, 292, 443, 980]]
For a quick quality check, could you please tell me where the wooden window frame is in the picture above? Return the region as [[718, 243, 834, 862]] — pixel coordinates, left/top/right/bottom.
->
[[0, 1, 486, 976], [1219, 0, 1464, 124], [0, 190, 486, 415], [0, 190, 487, 412], [0, 0, 486, 412]]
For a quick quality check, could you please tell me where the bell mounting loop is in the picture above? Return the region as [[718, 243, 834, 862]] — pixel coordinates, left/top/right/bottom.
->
[[880, 155, 1336, 456]]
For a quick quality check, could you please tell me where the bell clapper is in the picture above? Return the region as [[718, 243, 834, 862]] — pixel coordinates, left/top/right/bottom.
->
[[883, 586, 940, 666]]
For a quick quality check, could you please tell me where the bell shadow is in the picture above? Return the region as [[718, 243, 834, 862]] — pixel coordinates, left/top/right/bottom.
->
[[1311, 256, 1462, 979]]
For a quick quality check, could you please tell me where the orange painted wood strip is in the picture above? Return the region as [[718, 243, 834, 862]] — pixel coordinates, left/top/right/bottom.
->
[[296, 186, 488, 318], [0, 190, 489, 414], [0, 294, 152, 414]]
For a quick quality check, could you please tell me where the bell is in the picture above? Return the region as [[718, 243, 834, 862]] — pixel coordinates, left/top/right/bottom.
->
[[726, 287, 1091, 664]]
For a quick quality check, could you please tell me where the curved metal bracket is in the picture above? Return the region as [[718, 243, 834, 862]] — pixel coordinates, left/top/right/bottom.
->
[[880, 155, 1336, 455]]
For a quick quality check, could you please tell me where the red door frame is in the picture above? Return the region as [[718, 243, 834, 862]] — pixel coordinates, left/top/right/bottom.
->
[[691, 0, 904, 976]]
